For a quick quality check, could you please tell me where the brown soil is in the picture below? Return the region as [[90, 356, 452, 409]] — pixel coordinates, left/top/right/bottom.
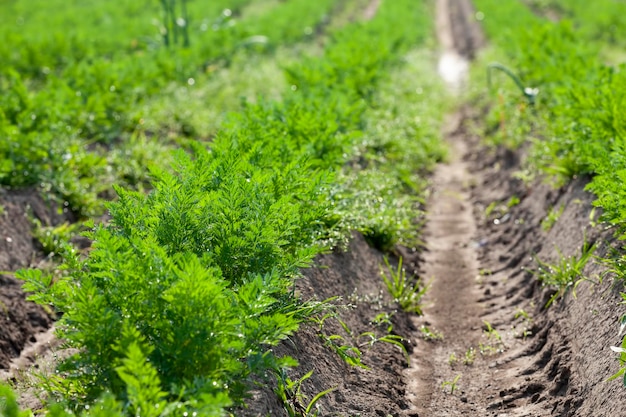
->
[[521, 0, 563, 22], [0, 189, 62, 374], [242, 233, 421, 416]]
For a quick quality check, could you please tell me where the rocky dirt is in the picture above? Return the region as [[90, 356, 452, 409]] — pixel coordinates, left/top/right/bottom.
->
[[3, 0, 626, 416]]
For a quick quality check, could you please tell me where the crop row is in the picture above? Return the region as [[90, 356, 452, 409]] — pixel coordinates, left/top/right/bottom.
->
[[474, 0, 626, 241], [1, 0, 444, 415], [0, 0, 339, 217], [524, 0, 626, 51], [473, 0, 626, 382]]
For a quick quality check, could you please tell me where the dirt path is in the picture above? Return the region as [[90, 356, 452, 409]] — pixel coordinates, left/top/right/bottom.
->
[[402, 1, 626, 416], [405, 112, 486, 415], [404, 1, 553, 415]]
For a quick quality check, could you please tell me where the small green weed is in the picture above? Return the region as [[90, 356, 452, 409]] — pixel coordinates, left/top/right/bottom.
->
[[358, 331, 410, 365], [274, 369, 336, 417], [507, 195, 521, 208], [312, 313, 368, 370], [530, 239, 597, 307], [484, 201, 499, 218], [513, 309, 533, 339], [485, 196, 519, 220], [448, 352, 458, 366], [30, 218, 80, 258], [609, 309, 626, 387], [313, 311, 410, 367], [463, 347, 476, 365], [419, 325, 443, 341], [380, 256, 428, 314], [483, 321, 502, 343], [541, 205, 564, 231], [365, 313, 411, 363], [441, 375, 461, 394]]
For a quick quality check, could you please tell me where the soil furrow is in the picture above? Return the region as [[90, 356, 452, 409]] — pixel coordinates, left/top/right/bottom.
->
[[404, 1, 553, 415], [403, 2, 626, 416], [404, 114, 484, 416]]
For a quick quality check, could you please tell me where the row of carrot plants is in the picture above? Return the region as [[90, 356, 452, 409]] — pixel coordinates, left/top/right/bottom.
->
[[1, 0, 443, 415], [0, 0, 339, 217], [472, 0, 626, 383], [524, 0, 626, 51]]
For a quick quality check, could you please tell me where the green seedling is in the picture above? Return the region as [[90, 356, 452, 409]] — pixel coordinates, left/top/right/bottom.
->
[[483, 321, 502, 343], [371, 312, 394, 332], [485, 201, 499, 218], [514, 309, 530, 321], [541, 205, 564, 231], [274, 369, 337, 417], [463, 347, 476, 365], [589, 207, 599, 228], [507, 195, 520, 208], [448, 352, 458, 366], [512, 168, 536, 185], [419, 325, 443, 341], [380, 256, 428, 314], [441, 375, 461, 394], [358, 331, 410, 364], [312, 313, 369, 370], [513, 309, 533, 339], [485, 196, 519, 219], [30, 218, 80, 258], [479, 322, 505, 355], [363, 313, 411, 364], [531, 238, 597, 307], [609, 314, 626, 387]]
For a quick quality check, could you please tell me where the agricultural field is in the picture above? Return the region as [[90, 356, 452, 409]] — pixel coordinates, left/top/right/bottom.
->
[[2, 0, 626, 416]]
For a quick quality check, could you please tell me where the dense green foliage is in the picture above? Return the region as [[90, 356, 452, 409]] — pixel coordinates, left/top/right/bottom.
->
[[3, 0, 446, 415], [0, 0, 338, 215], [473, 0, 626, 234], [525, 0, 626, 51]]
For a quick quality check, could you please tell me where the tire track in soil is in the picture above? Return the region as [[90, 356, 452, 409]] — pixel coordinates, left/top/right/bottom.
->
[[404, 112, 485, 415], [405, 1, 554, 415]]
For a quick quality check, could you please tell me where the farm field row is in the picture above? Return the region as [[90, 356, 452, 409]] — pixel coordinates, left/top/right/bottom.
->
[[397, 0, 626, 415], [0, 0, 448, 416], [1, 0, 341, 216], [462, 0, 626, 410], [471, 0, 626, 314], [4, 0, 626, 415]]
